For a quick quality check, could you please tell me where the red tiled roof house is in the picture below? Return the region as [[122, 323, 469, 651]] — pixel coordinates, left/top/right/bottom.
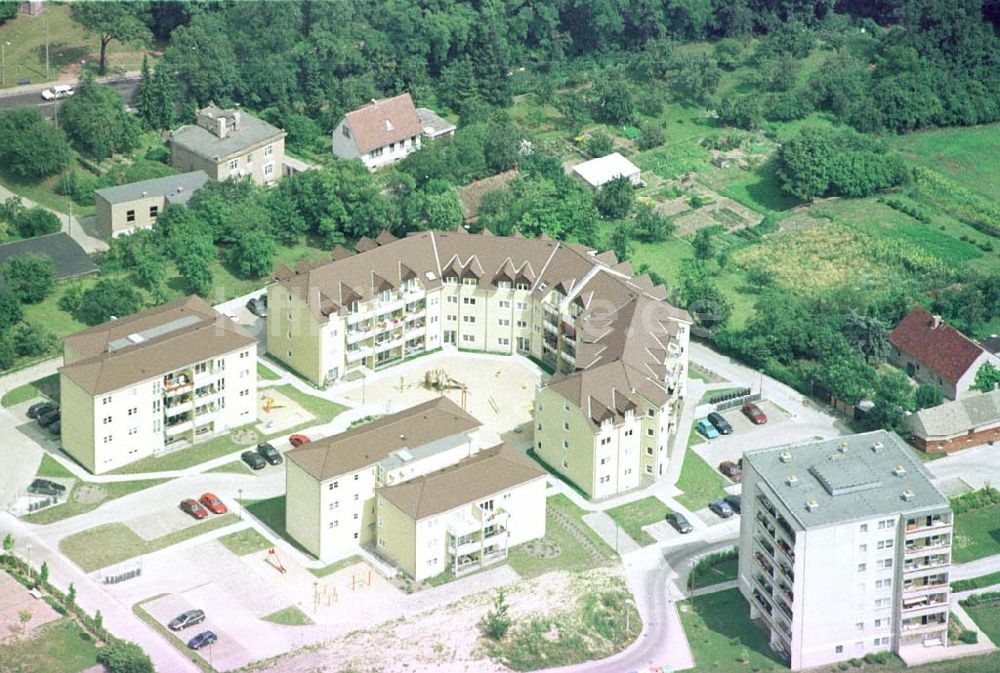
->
[[331, 93, 424, 170], [888, 306, 999, 400]]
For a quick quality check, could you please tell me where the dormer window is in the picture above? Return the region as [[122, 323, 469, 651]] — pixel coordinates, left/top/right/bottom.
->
[[462, 277, 476, 286], [379, 290, 392, 304], [347, 301, 360, 314], [498, 280, 511, 289], [342, 125, 350, 137], [515, 282, 530, 291]]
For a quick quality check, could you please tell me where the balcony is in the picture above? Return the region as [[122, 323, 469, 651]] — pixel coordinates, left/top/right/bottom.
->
[[904, 574, 949, 593], [902, 594, 948, 613], [347, 347, 372, 363], [163, 375, 193, 395], [901, 614, 947, 633], [905, 537, 951, 555], [753, 589, 773, 616], [543, 321, 558, 335], [375, 335, 405, 353], [346, 308, 372, 325], [905, 515, 952, 535], [347, 326, 374, 344], [559, 349, 575, 364], [903, 555, 950, 573], [754, 550, 775, 578], [165, 418, 193, 435], [165, 398, 193, 417]]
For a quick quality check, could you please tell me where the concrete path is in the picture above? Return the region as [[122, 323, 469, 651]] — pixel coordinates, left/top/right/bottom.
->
[[926, 443, 1000, 492], [583, 511, 641, 555], [952, 553, 1000, 582]]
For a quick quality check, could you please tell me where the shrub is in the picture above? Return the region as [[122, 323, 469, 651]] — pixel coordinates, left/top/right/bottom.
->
[[950, 486, 1000, 514], [144, 146, 170, 163], [481, 590, 512, 640], [960, 591, 1000, 607], [97, 640, 154, 673], [15, 208, 61, 238], [636, 120, 665, 151], [587, 131, 614, 158], [882, 197, 931, 223], [959, 630, 979, 644]]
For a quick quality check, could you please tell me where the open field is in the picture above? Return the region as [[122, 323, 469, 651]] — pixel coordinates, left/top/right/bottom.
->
[[678, 589, 787, 673], [952, 504, 1000, 564], [964, 598, 1000, 644], [605, 496, 672, 547], [892, 124, 1000, 199], [0, 617, 100, 673]]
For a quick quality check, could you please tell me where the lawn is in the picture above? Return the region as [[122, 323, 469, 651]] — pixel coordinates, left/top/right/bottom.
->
[[508, 494, 617, 579], [261, 605, 314, 626], [0, 617, 100, 673], [675, 448, 728, 513], [34, 453, 73, 479], [241, 496, 315, 557], [107, 425, 252, 475], [257, 362, 281, 381], [60, 514, 238, 572], [891, 123, 1000, 199], [309, 554, 364, 578], [205, 460, 253, 475], [952, 503, 1000, 564], [688, 549, 739, 590], [218, 527, 271, 556], [1, 373, 59, 408], [964, 599, 1000, 644], [269, 383, 346, 421], [605, 496, 672, 547], [953, 571, 1000, 593]]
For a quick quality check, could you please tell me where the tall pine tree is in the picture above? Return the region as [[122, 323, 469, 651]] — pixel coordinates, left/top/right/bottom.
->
[[135, 55, 157, 130], [150, 65, 177, 130]]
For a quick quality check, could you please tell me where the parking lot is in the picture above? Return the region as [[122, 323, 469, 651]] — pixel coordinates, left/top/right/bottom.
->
[[689, 400, 807, 469]]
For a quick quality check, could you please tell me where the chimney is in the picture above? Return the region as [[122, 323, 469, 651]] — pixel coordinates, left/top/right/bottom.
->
[[931, 315, 943, 329], [779, 450, 792, 463], [141, 191, 148, 197], [786, 474, 799, 487], [901, 489, 915, 502], [805, 499, 819, 512], [217, 116, 227, 138], [892, 464, 907, 477], [871, 441, 885, 453]]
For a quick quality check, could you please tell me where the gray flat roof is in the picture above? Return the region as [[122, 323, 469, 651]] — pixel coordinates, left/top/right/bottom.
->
[[745, 430, 949, 529], [95, 171, 209, 206], [0, 232, 98, 281], [171, 115, 285, 161]]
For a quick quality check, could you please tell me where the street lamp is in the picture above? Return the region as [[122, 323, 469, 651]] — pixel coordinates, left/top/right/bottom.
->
[[25, 543, 31, 580], [238, 488, 243, 520], [624, 597, 635, 635], [1, 41, 10, 88], [313, 581, 319, 614]]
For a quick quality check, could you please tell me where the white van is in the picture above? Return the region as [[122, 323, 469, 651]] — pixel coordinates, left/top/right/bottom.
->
[[41, 84, 75, 101]]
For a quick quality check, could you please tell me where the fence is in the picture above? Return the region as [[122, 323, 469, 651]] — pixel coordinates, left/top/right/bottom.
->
[[98, 558, 144, 585], [713, 389, 761, 412]]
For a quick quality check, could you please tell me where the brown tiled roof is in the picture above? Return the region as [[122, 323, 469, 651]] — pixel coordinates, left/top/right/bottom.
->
[[344, 94, 422, 154], [60, 295, 256, 396], [889, 306, 985, 385], [375, 444, 545, 520], [457, 169, 518, 221], [286, 397, 481, 480]]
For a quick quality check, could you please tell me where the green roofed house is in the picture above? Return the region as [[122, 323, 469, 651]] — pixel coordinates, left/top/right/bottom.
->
[[94, 171, 209, 240], [738, 431, 953, 671]]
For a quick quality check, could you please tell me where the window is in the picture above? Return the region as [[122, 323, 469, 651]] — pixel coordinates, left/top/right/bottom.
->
[[103, 416, 112, 424], [353, 513, 358, 520], [264, 144, 274, 157], [856, 622, 864, 631], [646, 428, 654, 436], [329, 521, 338, 528], [229, 159, 238, 172], [877, 558, 893, 569], [353, 532, 359, 539], [561, 459, 568, 469], [563, 439, 569, 449], [370, 147, 383, 158], [447, 314, 456, 322], [624, 429, 633, 436], [836, 646, 844, 654], [860, 524, 868, 533], [498, 337, 509, 346], [353, 493, 359, 501], [463, 297, 476, 305], [647, 408, 655, 417], [499, 300, 510, 308], [330, 501, 338, 510], [516, 320, 527, 328], [126, 209, 135, 223], [149, 205, 158, 218], [264, 162, 275, 177], [878, 539, 893, 549], [447, 295, 458, 304], [102, 396, 112, 405], [516, 301, 527, 310], [858, 563, 867, 572], [342, 125, 350, 137], [646, 447, 654, 456], [875, 598, 889, 608], [563, 422, 569, 431], [353, 474, 359, 481], [859, 544, 868, 553], [462, 315, 476, 323], [498, 318, 510, 326]]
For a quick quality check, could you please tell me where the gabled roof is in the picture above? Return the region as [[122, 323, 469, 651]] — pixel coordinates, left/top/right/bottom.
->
[[343, 93, 423, 154], [286, 397, 480, 481], [906, 389, 1000, 439], [889, 307, 986, 385], [375, 443, 545, 520]]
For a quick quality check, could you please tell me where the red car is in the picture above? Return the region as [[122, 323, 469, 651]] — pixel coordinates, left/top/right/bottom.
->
[[742, 402, 768, 425], [719, 460, 742, 482], [289, 434, 310, 448], [199, 492, 227, 515], [180, 499, 208, 519]]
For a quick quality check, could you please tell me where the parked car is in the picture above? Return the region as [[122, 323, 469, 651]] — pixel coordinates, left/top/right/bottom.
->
[[37, 408, 60, 428], [27, 478, 66, 496], [246, 296, 268, 318], [48, 420, 61, 436], [41, 84, 74, 100], [198, 492, 227, 515], [724, 494, 742, 514], [665, 512, 693, 534], [168, 609, 205, 631], [695, 418, 719, 439], [742, 402, 768, 425], [27, 401, 56, 419], [718, 460, 742, 482], [180, 499, 208, 519], [707, 412, 733, 435], [187, 630, 217, 650], [289, 434, 310, 448], [241, 450, 266, 470], [708, 499, 735, 518], [257, 442, 282, 465]]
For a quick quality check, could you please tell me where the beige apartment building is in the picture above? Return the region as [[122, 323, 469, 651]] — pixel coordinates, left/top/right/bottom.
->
[[268, 227, 691, 500], [94, 171, 208, 239], [375, 443, 546, 581], [284, 397, 482, 563], [59, 296, 258, 474], [171, 106, 286, 185]]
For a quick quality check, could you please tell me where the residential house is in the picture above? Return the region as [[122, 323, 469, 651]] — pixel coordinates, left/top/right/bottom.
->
[[572, 152, 642, 189], [94, 171, 209, 239], [171, 106, 286, 185], [905, 389, 1000, 453], [888, 307, 999, 399], [457, 169, 519, 225], [740, 431, 953, 671], [331, 94, 423, 170], [59, 296, 258, 474]]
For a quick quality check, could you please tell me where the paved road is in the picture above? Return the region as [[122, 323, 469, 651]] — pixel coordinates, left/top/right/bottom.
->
[[952, 553, 1000, 582], [0, 73, 140, 117]]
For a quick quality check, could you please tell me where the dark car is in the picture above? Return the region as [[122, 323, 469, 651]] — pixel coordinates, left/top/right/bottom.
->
[[707, 412, 733, 435], [241, 450, 266, 470], [180, 499, 208, 519], [742, 402, 768, 425], [257, 442, 282, 465], [718, 460, 742, 482], [709, 498, 735, 518], [187, 630, 217, 650], [168, 609, 205, 631], [724, 494, 742, 514], [27, 401, 56, 419], [37, 408, 60, 428], [48, 420, 61, 436], [246, 297, 268, 318], [27, 478, 66, 496], [666, 512, 694, 534]]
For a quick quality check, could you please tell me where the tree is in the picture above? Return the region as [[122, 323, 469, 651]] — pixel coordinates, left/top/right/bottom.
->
[[59, 76, 140, 160], [632, 203, 673, 242], [76, 279, 144, 325], [0, 292, 22, 331], [135, 55, 156, 130], [594, 78, 635, 125], [867, 368, 914, 432], [11, 323, 58, 358], [15, 208, 61, 239], [595, 176, 634, 219], [682, 278, 732, 331], [973, 362, 1000, 392], [0, 107, 70, 179], [67, 583, 77, 606], [149, 65, 177, 130], [483, 113, 520, 174], [670, 53, 721, 104], [636, 120, 664, 151], [843, 312, 890, 364], [587, 131, 613, 158], [38, 561, 48, 587], [227, 228, 275, 279], [610, 222, 631, 262], [131, 244, 167, 291], [914, 384, 943, 410], [1, 255, 55, 304], [94, 610, 103, 630], [70, 2, 151, 75], [2, 533, 12, 553], [692, 229, 715, 261], [718, 94, 766, 131], [97, 640, 154, 673], [17, 609, 30, 634], [162, 13, 237, 106], [481, 590, 512, 640], [745, 267, 775, 292], [0, 1, 17, 24]]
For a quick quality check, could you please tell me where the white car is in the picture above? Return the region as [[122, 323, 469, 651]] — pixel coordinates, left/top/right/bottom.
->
[[41, 85, 74, 101]]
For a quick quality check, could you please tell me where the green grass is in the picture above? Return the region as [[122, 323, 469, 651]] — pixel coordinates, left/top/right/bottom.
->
[[1, 373, 59, 407], [688, 549, 739, 590], [953, 571, 1000, 593], [205, 460, 253, 475], [217, 527, 272, 556], [508, 494, 616, 579], [952, 503, 1000, 564], [241, 496, 315, 558], [964, 599, 1000, 644], [717, 159, 802, 214], [269, 383, 346, 421], [257, 362, 281, 381], [891, 123, 1000, 199], [261, 605, 314, 626], [309, 554, 363, 578], [22, 474, 166, 525], [60, 514, 238, 572], [676, 448, 728, 513], [0, 617, 100, 673], [34, 453, 74, 479], [107, 426, 252, 475], [605, 496, 672, 547]]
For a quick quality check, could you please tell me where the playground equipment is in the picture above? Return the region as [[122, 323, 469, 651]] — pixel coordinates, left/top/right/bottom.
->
[[424, 369, 469, 409], [265, 547, 287, 574], [262, 396, 286, 414]]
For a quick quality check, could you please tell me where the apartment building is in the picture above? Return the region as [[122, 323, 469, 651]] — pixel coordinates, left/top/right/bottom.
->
[[739, 431, 953, 671], [267, 227, 691, 499], [59, 296, 258, 474], [94, 171, 208, 239], [284, 397, 482, 562], [171, 105, 286, 185], [375, 443, 546, 581]]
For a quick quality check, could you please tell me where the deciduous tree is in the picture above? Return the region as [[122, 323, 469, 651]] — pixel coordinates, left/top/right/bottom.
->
[[0, 108, 70, 179], [1, 255, 54, 304], [70, 2, 151, 75]]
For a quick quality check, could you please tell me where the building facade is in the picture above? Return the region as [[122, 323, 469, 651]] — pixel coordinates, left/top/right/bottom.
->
[[59, 296, 258, 474], [739, 432, 953, 671], [331, 94, 423, 170], [171, 106, 286, 185], [94, 171, 208, 239], [905, 389, 1000, 453]]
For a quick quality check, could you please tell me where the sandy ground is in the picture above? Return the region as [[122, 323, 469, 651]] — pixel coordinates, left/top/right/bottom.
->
[[0, 572, 60, 642]]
